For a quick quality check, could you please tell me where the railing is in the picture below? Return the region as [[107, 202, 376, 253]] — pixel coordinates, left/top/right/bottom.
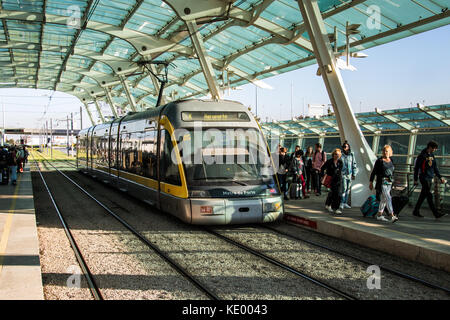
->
[[392, 169, 450, 214]]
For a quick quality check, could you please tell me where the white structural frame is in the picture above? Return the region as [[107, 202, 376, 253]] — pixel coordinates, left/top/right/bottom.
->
[[297, 0, 377, 206]]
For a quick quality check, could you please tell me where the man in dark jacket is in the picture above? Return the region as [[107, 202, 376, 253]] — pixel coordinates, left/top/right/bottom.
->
[[413, 141, 446, 219], [0, 146, 9, 184]]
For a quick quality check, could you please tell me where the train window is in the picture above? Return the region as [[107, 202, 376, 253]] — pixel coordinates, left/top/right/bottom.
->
[[160, 130, 181, 186], [141, 129, 157, 179]]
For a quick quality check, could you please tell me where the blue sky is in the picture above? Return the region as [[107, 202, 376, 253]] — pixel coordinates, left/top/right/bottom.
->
[[0, 24, 449, 129]]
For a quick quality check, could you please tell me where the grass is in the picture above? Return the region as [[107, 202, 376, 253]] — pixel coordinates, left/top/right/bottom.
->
[[30, 148, 76, 162]]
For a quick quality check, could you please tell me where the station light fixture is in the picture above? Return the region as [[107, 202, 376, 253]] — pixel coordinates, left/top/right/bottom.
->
[[346, 22, 361, 66]]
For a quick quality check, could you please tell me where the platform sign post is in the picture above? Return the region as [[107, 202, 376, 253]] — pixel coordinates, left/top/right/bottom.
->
[[297, 0, 377, 206]]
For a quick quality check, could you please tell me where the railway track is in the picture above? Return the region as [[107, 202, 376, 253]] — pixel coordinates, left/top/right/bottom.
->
[[32, 155, 219, 300], [31, 155, 103, 300], [259, 224, 450, 295], [204, 227, 357, 300], [35, 156, 355, 299], [34, 154, 449, 299]]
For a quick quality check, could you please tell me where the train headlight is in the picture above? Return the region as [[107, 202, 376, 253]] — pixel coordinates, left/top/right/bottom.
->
[[264, 201, 282, 213], [190, 190, 210, 198]]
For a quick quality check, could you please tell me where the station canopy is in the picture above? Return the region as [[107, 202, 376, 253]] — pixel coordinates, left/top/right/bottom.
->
[[0, 0, 449, 113]]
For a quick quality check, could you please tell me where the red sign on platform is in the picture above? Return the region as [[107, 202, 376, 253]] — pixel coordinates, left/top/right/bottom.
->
[[284, 214, 318, 229]]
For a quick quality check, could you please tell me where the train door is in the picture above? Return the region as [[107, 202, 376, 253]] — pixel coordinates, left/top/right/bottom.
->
[[157, 116, 188, 218], [87, 126, 96, 171], [117, 123, 129, 192]]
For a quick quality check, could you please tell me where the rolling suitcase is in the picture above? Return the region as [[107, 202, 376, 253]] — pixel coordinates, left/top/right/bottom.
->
[[1, 167, 9, 185], [391, 185, 416, 216], [361, 195, 379, 217], [289, 182, 302, 199]]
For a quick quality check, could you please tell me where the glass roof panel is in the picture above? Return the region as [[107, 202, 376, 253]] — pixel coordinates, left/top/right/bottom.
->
[[104, 39, 136, 59], [2, 0, 44, 12], [90, 0, 133, 26], [0, 0, 448, 111]]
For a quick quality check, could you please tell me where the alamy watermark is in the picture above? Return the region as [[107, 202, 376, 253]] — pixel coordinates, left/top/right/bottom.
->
[[67, 265, 82, 289], [366, 265, 381, 290], [66, 5, 81, 29], [169, 123, 281, 174]]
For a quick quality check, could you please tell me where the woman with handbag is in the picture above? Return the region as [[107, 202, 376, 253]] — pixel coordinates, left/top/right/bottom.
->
[[321, 148, 344, 214], [369, 145, 397, 223]]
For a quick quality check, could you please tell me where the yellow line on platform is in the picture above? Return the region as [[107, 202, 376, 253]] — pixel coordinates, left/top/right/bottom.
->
[[0, 175, 21, 276]]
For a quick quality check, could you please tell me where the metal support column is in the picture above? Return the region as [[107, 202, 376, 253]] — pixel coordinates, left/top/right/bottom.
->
[[119, 75, 138, 112], [407, 130, 418, 167], [319, 134, 325, 150], [104, 88, 119, 118], [94, 99, 105, 123], [372, 131, 381, 155], [83, 102, 96, 126], [186, 20, 222, 101], [297, 0, 377, 206]]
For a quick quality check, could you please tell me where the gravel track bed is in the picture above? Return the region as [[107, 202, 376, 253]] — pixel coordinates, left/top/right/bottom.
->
[[67, 170, 344, 300], [269, 222, 450, 292], [32, 164, 206, 300], [210, 225, 449, 300], [32, 164, 92, 300]]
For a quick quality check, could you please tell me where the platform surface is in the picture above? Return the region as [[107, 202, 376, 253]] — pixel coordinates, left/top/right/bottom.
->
[[284, 192, 450, 272], [0, 167, 44, 300]]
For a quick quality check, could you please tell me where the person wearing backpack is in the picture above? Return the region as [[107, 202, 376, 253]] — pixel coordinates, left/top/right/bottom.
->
[[412, 140, 447, 219], [288, 150, 309, 199], [17, 147, 25, 173], [369, 145, 398, 223], [0, 146, 9, 184], [7, 146, 19, 185], [340, 141, 358, 210], [312, 143, 326, 196], [277, 147, 289, 201]]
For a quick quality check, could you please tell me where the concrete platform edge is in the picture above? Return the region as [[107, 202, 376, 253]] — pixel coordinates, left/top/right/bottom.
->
[[284, 213, 450, 273]]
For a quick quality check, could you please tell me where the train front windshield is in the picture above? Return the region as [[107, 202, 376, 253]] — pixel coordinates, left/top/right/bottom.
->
[[175, 128, 279, 197]]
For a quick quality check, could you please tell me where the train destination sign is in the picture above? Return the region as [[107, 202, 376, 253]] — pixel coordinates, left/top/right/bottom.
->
[[181, 111, 250, 122]]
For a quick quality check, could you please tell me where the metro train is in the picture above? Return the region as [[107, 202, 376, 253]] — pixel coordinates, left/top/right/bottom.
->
[[77, 99, 284, 224]]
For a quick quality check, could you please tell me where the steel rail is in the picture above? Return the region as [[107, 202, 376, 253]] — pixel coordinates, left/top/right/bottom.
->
[[204, 228, 358, 300], [37, 157, 220, 300], [260, 224, 450, 295], [31, 155, 104, 300]]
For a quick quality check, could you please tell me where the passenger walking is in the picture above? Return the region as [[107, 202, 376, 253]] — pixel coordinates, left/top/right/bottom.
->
[[412, 141, 447, 219], [289, 150, 309, 199], [304, 146, 314, 194], [321, 149, 343, 214], [369, 145, 397, 222], [7, 146, 19, 185], [312, 143, 326, 196], [23, 146, 29, 167], [0, 146, 9, 184], [277, 147, 289, 200], [340, 141, 358, 209], [289, 145, 301, 165], [17, 147, 25, 173]]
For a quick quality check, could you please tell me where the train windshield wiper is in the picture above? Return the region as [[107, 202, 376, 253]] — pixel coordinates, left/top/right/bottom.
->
[[193, 177, 248, 186]]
